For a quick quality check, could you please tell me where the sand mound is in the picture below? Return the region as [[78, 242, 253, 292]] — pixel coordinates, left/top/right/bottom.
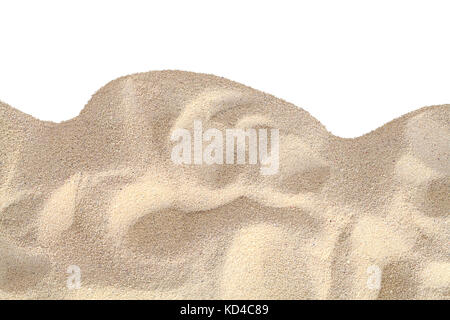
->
[[0, 71, 448, 299]]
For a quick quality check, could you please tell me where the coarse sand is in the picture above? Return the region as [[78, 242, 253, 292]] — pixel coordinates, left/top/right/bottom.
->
[[0, 71, 448, 299]]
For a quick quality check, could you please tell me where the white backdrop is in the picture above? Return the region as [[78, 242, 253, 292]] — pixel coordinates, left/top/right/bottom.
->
[[0, 0, 449, 137]]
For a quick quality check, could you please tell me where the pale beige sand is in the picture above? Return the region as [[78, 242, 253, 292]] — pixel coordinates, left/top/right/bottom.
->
[[0, 71, 448, 300]]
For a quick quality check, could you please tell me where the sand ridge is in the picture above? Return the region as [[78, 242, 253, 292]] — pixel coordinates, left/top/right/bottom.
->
[[0, 70, 448, 299]]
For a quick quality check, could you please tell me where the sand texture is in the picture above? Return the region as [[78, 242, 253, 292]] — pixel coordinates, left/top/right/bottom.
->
[[0, 71, 448, 299]]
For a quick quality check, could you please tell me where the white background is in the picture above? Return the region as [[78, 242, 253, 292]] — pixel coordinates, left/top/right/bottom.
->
[[0, 0, 449, 137]]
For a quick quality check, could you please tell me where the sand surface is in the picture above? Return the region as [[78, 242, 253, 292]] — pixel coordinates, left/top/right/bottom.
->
[[0, 71, 448, 299]]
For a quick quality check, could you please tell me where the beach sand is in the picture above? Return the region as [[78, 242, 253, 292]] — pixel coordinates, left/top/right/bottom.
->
[[0, 70, 448, 299]]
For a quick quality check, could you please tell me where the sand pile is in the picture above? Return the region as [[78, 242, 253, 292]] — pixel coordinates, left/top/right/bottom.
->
[[0, 71, 448, 299]]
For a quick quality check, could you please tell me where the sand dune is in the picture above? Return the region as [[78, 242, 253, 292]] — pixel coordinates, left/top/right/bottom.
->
[[0, 70, 448, 299]]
